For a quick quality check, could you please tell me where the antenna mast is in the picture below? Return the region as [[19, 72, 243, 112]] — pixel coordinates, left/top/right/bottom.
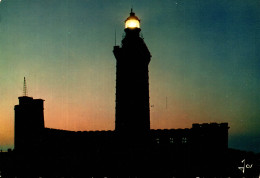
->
[[115, 29, 117, 46], [23, 77, 28, 96]]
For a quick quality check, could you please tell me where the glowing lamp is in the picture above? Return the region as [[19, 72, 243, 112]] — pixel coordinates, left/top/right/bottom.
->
[[125, 9, 140, 29]]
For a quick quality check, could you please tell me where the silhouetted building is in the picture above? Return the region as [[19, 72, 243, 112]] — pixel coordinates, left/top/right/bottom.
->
[[10, 9, 234, 177], [14, 96, 44, 151], [113, 9, 151, 134]]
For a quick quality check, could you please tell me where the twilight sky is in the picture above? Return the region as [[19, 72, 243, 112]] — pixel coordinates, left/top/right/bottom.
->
[[0, 0, 259, 152]]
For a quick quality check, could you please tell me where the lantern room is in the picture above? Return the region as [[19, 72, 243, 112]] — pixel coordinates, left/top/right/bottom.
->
[[125, 9, 140, 29]]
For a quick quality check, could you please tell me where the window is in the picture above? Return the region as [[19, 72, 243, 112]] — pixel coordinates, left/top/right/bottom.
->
[[182, 137, 187, 144], [156, 138, 160, 144]]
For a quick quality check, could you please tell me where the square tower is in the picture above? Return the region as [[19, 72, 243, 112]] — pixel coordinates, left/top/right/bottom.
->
[[14, 96, 44, 151]]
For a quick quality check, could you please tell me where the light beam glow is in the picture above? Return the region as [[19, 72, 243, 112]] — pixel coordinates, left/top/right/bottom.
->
[[125, 19, 140, 29]]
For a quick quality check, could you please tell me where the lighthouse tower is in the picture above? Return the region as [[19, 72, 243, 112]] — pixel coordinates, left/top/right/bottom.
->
[[113, 9, 151, 135]]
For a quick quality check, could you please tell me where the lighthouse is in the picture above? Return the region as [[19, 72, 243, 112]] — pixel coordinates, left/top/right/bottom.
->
[[113, 9, 151, 135]]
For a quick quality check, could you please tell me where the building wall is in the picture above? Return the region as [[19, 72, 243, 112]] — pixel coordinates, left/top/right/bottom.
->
[[13, 97, 229, 175]]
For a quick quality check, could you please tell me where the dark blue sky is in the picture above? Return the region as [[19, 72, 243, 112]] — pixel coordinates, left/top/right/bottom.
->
[[0, 0, 259, 152]]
